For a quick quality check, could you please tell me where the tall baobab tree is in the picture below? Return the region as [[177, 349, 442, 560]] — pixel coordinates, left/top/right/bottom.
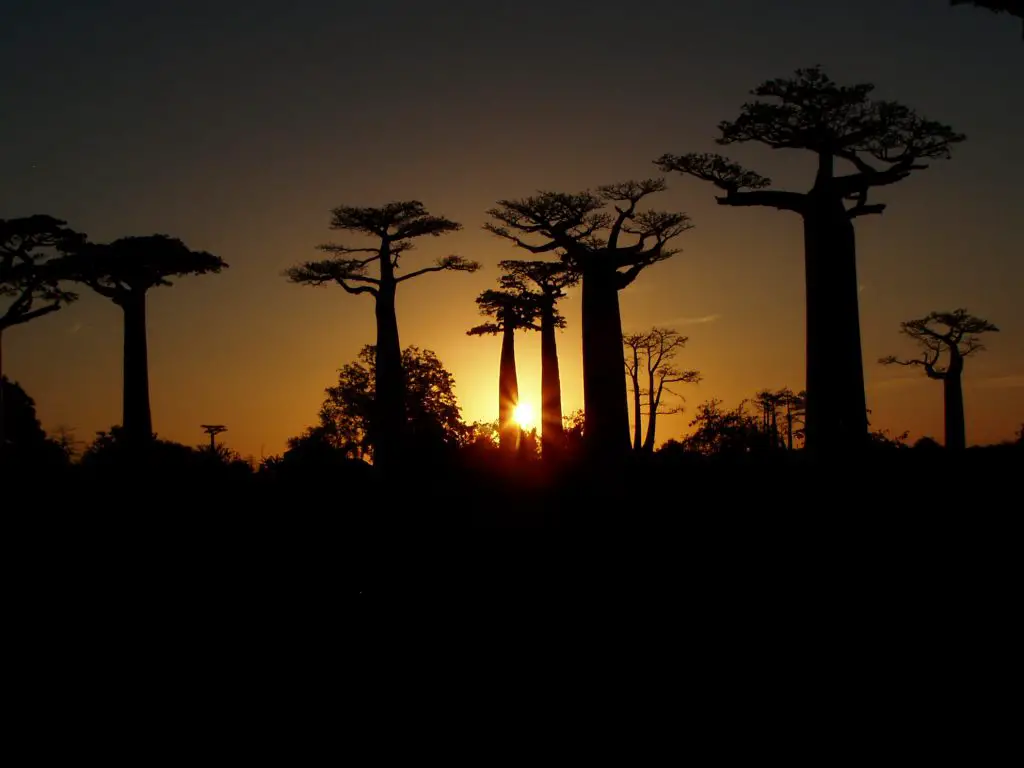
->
[[498, 260, 579, 454], [624, 328, 701, 453], [71, 235, 227, 447], [287, 202, 478, 469], [881, 309, 998, 451], [951, 1, 1024, 39], [467, 288, 541, 452], [1, 215, 83, 450], [487, 181, 692, 457], [657, 66, 964, 454]]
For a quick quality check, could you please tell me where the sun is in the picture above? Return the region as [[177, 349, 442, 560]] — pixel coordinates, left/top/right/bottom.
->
[[513, 402, 536, 430]]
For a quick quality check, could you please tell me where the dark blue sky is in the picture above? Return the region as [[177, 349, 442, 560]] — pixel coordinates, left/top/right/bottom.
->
[[2, 0, 1021, 454]]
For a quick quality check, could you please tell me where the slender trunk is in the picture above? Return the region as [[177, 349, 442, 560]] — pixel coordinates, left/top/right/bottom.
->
[[498, 322, 519, 452], [374, 279, 404, 469], [0, 328, 5, 454], [581, 264, 630, 458], [121, 291, 153, 445], [802, 195, 868, 454], [630, 347, 642, 452], [786, 409, 794, 451], [944, 355, 966, 451], [642, 381, 661, 453], [540, 304, 564, 455]]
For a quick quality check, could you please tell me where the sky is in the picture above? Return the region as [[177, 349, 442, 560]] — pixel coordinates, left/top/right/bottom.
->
[[2, 0, 1022, 458]]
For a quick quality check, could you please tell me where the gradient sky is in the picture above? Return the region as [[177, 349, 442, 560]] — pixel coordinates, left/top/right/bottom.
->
[[2, 0, 1021, 458]]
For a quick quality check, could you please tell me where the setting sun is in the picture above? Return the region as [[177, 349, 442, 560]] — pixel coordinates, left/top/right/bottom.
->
[[513, 402, 536, 430]]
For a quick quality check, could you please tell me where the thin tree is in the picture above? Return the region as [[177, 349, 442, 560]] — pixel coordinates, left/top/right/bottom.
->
[[753, 389, 788, 450], [778, 388, 807, 451], [880, 309, 998, 451], [1, 216, 83, 450], [286, 202, 478, 469], [657, 67, 964, 453], [70, 235, 227, 446], [499, 260, 579, 455], [624, 328, 701, 453], [623, 332, 648, 452], [467, 288, 541, 452], [201, 424, 228, 452], [951, 1, 1024, 39], [487, 181, 692, 457]]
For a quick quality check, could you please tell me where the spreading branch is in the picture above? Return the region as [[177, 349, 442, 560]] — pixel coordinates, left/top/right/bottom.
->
[[880, 308, 999, 378]]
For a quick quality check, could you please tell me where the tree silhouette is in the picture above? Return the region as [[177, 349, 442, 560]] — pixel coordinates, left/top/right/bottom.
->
[[69, 235, 227, 447], [286, 202, 478, 469], [623, 328, 701, 452], [1, 216, 83, 450], [467, 287, 541, 451], [777, 388, 807, 451], [657, 66, 964, 454], [319, 345, 469, 460], [880, 309, 998, 451], [487, 181, 692, 457], [683, 399, 761, 456], [498, 260, 579, 455], [201, 424, 228, 452], [753, 390, 786, 450], [951, 1, 1024, 39]]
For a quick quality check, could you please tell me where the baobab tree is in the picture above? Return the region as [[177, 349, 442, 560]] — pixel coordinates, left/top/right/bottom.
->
[[498, 260, 579, 454], [70, 235, 227, 446], [1, 215, 83, 450], [487, 181, 692, 457], [467, 287, 541, 452], [623, 328, 700, 453], [656, 67, 964, 454], [951, 1, 1024, 39], [778, 388, 807, 451], [286, 202, 479, 469], [880, 309, 998, 451]]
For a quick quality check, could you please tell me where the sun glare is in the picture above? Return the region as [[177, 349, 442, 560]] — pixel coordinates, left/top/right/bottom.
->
[[513, 402, 536, 430]]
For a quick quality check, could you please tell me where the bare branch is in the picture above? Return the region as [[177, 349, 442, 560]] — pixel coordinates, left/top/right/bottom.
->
[[396, 255, 481, 283]]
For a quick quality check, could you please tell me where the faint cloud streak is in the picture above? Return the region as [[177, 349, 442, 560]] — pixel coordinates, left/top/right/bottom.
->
[[974, 374, 1024, 389]]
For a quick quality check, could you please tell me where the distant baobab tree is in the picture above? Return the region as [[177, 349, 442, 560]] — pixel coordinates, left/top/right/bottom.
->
[[467, 287, 540, 451], [623, 328, 700, 452], [499, 260, 579, 455], [881, 309, 999, 451], [287, 202, 478, 470], [201, 424, 227, 452], [487, 181, 692, 457], [657, 66, 965, 454], [69, 235, 227, 447], [951, 1, 1024, 39], [778, 388, 807, 451]]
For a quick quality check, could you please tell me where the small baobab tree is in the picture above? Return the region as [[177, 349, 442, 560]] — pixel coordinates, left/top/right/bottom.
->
[[286, 202, 479, 469], [881, 309, 999, 451], [487, 181, 692, 457], [467, 287, 541, 452], [498, 260, 579, 454], [70, 235, 227, 447], [623, 328, 701, 452], [657, 66, 964, 454]]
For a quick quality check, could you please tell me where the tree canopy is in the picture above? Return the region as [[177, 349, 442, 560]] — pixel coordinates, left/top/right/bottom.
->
[[881, 309, 999, 378], [467, 289, 542, 336], [1, 215, 83, 331]]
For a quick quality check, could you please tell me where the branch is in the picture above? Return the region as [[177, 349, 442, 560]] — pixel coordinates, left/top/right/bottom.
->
[[396, 255, 481, 283], [716, 190, 806, 212], [879, 354, 945, 379]]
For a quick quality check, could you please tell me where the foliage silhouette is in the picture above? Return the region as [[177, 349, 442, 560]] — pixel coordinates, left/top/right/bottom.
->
[[657, 66, 965, 454], [880, 309, 998, 451], [623, 328, 701, 452], [499, 260, 579, 455], [777, 388, 807, 451], [0, 376, 70, 469], [286, 202, 478, 470], [318, 345, 469, 461], [201, 424, 228, 452], [467, 286, 541, 451], [681, 399, 762, 456], [1, 215, 84, 450], [951, 1, 1024, 39], [67, 235, 227, 447], [487, 180, 692, 457]]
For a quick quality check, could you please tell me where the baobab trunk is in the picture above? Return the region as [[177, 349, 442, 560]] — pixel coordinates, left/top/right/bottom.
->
[[944, 355, 967, 451], [642, 378, 659, 453], [121, 292, 153, 444], [581, 265, 631, 457], [540, 304, 565, 455], [499, 322, 519, 452], [374, 282, 405, 469], [802, 197, 868, 453], [630, 347, 642, 452]]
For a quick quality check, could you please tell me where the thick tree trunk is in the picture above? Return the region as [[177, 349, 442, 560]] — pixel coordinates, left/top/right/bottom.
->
[[540, 305, 565, 455], [121, 292, 153, 445], [802, 196, 868, 454], [581, 265, 631, 458], [374, 281, 405, 469], [498, 322, 519, 452], [944, 356, 966, 451]]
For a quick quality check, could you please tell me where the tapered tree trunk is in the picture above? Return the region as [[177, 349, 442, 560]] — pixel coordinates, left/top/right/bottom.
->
[[540, 304, 565, 455], [374, 280, 405, 470], [499, 322, 519, 452], [630, 348, 642, 452], [581, 265, 630, 458], [642, 376, 660, 453], [121, 292, 153, 445], [944, 354, 966, 451], [802, 196, 868, 454]]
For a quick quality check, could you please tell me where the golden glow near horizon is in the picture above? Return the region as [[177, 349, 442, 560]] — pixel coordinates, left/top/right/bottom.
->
[[513, 402, 536, 431]]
